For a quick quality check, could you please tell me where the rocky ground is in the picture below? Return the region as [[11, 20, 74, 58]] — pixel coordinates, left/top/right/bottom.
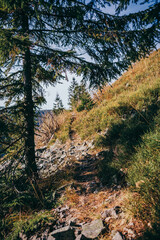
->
[[1, 138, 144, 240], [21, 137, 141, 240]]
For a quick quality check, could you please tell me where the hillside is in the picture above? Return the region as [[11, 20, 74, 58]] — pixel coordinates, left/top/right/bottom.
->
[[1, 50, 160, 240], [37, 49, 160, 239]]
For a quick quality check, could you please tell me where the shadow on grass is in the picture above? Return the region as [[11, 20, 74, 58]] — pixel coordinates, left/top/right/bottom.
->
[[137, 222, 160, 240], [96, 101, 160, 239], [97, 102, 159, 186]]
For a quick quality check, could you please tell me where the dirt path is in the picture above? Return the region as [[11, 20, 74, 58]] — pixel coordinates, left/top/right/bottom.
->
[[73, 154, 100, 194], [69, 113, 77, 141]]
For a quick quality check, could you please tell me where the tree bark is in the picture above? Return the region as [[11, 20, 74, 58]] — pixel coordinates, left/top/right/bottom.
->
[[22, 12, 38, 180], [21, 8, 44, 206]]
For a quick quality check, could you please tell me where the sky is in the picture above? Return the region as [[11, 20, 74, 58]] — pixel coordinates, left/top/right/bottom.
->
[[0, 1, 157, 110]]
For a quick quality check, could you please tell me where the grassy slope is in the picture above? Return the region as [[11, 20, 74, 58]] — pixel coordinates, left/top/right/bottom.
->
[[56, 49, 160, 234], [73, 49, 160, 140], [56, 49, 160, 177], [54, 49, 160, 144]]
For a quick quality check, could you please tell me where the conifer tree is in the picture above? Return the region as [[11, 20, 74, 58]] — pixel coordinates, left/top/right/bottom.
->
[[53, 93, 64, 115], [68, 80, 94, 111], [0, 0, 159, 183], [76, 84, 94, 112], [68, 78, 79, 108]]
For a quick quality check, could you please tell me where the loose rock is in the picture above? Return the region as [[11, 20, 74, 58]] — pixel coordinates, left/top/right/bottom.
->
[[50, 226, 75, 240], [101, 208, 118, 219], [111, 231, 123, 240], [82, 219, 105, 239]]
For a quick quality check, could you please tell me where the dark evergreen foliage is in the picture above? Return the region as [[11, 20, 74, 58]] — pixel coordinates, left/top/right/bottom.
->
[[68, 79, 94, 111], [68, 78, 79, 108]]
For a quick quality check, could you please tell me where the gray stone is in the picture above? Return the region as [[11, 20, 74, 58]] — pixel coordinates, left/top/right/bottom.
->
[[60, 154, 66, 160], [82, 219, 105, 239], [47, 234, 56, 240], [81, 152, 87, 156], [87, 142, 94, 148], [93, 190, 98, 194], [128, 229, 135, 235], [104, 217, 112, 222], [43, 170, 49, 175], [74, 228, 82, 236], [123, 228, 136, 239], [41, 230, 49, 240], [19, 232, 27, 240], [37, 164, 43, 170], [59, 206, 69, 212], [104, 193, 118, 204], [21, 164, 25, 169], [42, 151, 51, 159], [50, 226, 75, 240], [111, 230, 117, 237], [50, 139, 61, 149], [128, 222, 134, 227], [78, 145, 87, 151], [112, 231, 123, 240], [29, 235, 37, 240], [101, 208, 118, 219], [69, 146, 75, 150], [76, 235, 82, 240]]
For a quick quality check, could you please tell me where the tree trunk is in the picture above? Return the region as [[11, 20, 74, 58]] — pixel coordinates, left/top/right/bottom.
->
[[21, 9, 44, 206], [22, 12, 38, 180], [23, 48, 38, 179]]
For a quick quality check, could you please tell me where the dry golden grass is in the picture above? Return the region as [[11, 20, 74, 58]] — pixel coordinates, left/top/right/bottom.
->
[[94, 49, 160, 104], [63, 187, 146, 239], [65, 187, 110, 221], [72, 49, 160, 140], [35, 112, 59, 148], [35, 110, 72, 148]]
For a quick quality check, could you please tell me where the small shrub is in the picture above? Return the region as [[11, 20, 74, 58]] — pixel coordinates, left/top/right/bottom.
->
[[36, 110, 72, 146], [56, 112, 73, 143], [6, 211, 56, 240], [0, 172, 45, 239], [35, 112, 59, 147]]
